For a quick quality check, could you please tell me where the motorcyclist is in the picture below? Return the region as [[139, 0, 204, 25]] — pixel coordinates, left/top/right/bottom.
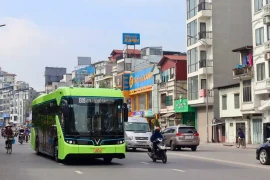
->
[[5, 125, 14, 148], [18, 128, 25, 141], [150, 127, 163, 153]]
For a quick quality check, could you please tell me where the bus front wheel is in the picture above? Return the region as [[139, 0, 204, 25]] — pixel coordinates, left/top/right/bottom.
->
[[103, 157, 112, 164], [54, 142, 60, 162]]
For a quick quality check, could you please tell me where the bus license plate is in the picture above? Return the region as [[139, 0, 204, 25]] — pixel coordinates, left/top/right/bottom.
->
[[94, 148, 102, 153]]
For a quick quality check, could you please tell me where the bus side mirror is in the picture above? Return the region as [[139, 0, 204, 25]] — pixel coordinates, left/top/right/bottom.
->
[[123, 103, 128, 122]]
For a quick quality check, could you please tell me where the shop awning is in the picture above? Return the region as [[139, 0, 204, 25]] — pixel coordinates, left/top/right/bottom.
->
[[161, 113, 175, 118]]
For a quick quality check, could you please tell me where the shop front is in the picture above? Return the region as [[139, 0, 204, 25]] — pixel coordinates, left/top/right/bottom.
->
[[174, 97, 197, 128], [129, 66, 155, 128]]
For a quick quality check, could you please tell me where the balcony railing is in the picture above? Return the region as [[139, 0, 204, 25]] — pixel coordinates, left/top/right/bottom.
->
[[198, 2, 212, 12], [199, 89, 214, 97], [199, 59, 213, 68], [263, 4, 270, 16], [232, 66, 253, 78], [198, 31, 212, 40]]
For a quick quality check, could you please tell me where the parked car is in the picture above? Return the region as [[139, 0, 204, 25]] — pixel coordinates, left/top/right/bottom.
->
[[162, 124, 200, 151], [256, 138, 270, 165]]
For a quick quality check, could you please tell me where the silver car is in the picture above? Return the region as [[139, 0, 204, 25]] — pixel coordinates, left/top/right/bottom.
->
[[162, 125, 200, 151]]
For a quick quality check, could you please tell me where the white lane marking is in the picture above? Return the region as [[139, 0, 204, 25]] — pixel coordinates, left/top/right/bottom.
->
[[58, 163, 64, 165], [141, 162, 149, 164], [168, 153, 270, 170], [75, 171, 83, 174], [172, 169, 185, 172]]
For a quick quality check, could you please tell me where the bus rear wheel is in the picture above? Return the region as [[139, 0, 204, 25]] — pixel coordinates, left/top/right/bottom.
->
[[103, 157, 112, 164], [35, 140, 40, 155]]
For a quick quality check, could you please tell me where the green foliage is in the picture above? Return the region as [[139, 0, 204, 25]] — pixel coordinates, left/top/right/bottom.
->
[[154, 119, 160, 127]]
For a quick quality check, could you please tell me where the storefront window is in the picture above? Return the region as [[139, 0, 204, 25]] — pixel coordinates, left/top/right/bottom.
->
[[133, 96, 137, 111], [139, 94, 146, 111], [148, 91, 152, 109]]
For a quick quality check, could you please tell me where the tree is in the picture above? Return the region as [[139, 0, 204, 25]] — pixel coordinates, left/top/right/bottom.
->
[[99, 80, 109, 88]]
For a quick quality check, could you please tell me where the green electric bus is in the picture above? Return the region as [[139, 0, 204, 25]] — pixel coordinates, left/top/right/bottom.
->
[[30, 87, 128, 163]]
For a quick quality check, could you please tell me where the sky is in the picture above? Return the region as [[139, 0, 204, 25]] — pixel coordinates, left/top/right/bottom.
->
[[0, 0, 186, 91]]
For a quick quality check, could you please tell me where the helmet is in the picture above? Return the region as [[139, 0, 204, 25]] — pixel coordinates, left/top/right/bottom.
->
[[155, 127, 161, 132]]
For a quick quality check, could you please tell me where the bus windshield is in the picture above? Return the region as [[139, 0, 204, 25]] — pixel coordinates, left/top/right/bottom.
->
[[124, 122, 151, 132], [61, 97, 124, 136]]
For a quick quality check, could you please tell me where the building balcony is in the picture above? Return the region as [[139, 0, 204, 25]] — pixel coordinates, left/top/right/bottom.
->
[[232, 66, 253, 80], [198, 31, 212, 46], [159, 80, 176, 92], [197, 2, 212, 19], [188, 89, 214, 107], [198, 59, 213, 74], [264, 41, 270, 53], [112, 65, 117, 72], [262, 4, 270, 18], [254, 79, 270, 94]]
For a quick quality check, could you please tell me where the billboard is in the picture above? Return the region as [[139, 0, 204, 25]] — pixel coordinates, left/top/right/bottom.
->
[[129, 66, 154, 90], [78, 57, 91, 66], [122, 33, 140, 45], [115, 75, 123, 90]]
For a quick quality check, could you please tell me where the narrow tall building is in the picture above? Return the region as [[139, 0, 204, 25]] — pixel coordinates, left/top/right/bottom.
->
[[186, 0, 252, 142]]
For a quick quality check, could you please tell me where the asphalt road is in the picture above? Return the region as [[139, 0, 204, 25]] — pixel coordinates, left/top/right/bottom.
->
[[0, 138, 269, 180]]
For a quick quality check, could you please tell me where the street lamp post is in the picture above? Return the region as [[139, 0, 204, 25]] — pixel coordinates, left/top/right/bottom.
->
[[187, 35, 210, 143]]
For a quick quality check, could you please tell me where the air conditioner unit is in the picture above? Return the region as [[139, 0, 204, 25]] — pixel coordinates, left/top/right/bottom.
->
[[263, 16, 270, 24], [265, 53, 270, 60]]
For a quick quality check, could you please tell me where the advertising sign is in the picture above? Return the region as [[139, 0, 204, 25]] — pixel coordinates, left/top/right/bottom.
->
[[2, 113, 10, 118], [123, 74, 130, 90], [115, 74, 123, 90], [129, 66, 154, 90], [174, 95, 196, 113], [122, 33, 140, 45], [131, 111, 144, 117]]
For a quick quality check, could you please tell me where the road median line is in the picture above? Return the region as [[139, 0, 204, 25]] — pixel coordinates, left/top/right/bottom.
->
[[168, 152, 270, 170]]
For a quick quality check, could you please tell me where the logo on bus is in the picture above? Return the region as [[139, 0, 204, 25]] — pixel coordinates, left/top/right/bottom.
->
[[94, 138, 101, 145]]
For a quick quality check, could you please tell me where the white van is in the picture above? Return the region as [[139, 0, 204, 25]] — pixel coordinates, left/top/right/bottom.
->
[[124, 117, 152, 151]]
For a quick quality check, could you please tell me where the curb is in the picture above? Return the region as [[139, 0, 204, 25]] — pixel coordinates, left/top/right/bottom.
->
[[223, 144, 257, 149]]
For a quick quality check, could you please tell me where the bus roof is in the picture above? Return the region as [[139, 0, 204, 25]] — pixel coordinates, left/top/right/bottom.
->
[[32, 87, 123, 106]]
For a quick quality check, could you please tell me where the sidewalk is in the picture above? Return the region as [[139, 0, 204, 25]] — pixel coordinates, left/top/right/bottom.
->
[[223, 142, 259, 149], [199, 142, 259, 149]]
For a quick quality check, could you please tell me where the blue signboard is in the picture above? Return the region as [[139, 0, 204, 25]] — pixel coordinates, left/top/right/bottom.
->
[[122, 33, 140, 45], [123, 74, 130, 90], [129, 66, 154, 90], [2, 113, 10, 118]]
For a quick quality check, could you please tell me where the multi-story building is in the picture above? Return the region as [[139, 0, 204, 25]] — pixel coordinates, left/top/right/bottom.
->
[[44, 67, 66, 93], [248, 0, 270, 144], [186, 0, 252, 142], [5, 81, 38, 126], [216, 83, 242, 143], [155, 55, 188, 127], [93, 61, 113, 88]]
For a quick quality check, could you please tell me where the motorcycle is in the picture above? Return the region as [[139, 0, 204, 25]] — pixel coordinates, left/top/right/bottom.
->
[[147, 138, 167, 164], [25, 133, 29, 143], [18, 133, 24, 144]]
